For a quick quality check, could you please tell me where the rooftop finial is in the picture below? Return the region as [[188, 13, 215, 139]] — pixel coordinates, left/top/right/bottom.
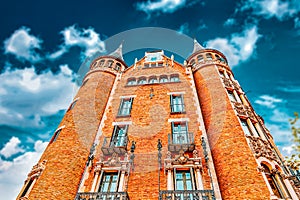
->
[[192, 38, 204, 54], [109, 42, 124, 61]]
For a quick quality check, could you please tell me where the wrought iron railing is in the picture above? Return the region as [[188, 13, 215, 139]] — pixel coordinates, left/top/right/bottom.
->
[[168, 132, 195, 152], [159, 190, 215, 200], [75, 192, 129, 200], [101, 136, 128, 155]]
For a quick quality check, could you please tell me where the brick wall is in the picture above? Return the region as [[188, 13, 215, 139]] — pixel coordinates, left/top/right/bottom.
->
[[193, 65, 270, 199], [27, 71, 116, 199]]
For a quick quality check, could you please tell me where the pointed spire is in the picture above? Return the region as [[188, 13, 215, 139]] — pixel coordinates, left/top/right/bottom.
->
[[109, 42, 124, 61], [192, 38, 204, 54]]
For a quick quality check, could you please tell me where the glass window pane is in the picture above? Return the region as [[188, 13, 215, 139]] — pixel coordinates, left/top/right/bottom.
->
[[241, 120, 252, 136]]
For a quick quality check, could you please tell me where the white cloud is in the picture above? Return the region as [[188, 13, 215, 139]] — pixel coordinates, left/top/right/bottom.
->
[[0, 137, 24, 158], [4, 27, 42, 63], [0, 140, 48, 200], [224, 18, 236, 27], [56, 25, 105, 59], [238, 0, 300, 21], [205, 26, 261, 67], [255, 95, 283, 108], [177, 23, 189, 34], [0, 65, 78, 128], [136, 0, 188, 14]]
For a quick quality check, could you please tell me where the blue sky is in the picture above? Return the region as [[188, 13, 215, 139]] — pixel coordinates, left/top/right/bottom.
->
[[0, 0, 300, 199]]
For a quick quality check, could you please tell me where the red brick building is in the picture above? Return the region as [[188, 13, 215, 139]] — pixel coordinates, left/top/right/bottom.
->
[[17, 41, 300, 200]]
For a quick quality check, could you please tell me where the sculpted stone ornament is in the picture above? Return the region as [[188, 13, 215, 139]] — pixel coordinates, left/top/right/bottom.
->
[[233, 102, 255, 120], [246, 135, 280, 163], [27, 160, 47, 180]]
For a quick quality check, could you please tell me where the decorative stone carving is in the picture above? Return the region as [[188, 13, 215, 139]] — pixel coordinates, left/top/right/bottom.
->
[[233, 102, 255, 120], [164, 150, 202, 173], [96, 153, 131, 173], [191, 59, 229, 72], [246, 135, 280, 163], [257, 165, 265, 173], [27, 160, 47, 180]]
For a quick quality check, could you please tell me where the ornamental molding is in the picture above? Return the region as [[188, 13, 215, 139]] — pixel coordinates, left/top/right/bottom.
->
[[26, 160, 47, 181], [191, 60, 229, 72], [233, 102, 256, 121], [96, 153, 131, 173], [221, 77, 241, 92], [246, 135, 280, 163], [164, 150, 202, 173]]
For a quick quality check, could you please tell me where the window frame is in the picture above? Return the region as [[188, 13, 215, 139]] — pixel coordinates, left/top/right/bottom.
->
[[117, 97, 133, 117], [170, 94, 185, 113], [98, 171, 120, 193], [171, 121, 189, 145], [240, 119, 253, 136], [170, 74, 180, 82], [174, 168, 196, 191], [111, 125, 129, 147]]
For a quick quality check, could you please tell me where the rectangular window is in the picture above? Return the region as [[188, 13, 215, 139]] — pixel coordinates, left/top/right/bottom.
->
[[98, 172, 119, 192], [171, 122, 188, 144], [240, 119, 252, 136], [174, 170, 194, 190], [118, 98, 133, 116], [170, 94, 185, 113], [111, 125, 128, 147]]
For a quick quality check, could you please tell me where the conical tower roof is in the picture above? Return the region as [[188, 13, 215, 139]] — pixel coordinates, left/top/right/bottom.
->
[[109, 43, 124, 61], [192, 38, 205, 54]]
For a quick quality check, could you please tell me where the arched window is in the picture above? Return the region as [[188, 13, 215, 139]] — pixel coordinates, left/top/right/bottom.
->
[[115, 63, 121, 71], [206, 53, 213, 60], [159, 75, 168, 83], [99, 59, 105, 66], [107, 60, 114, 68], [127, 78, 136, 86], [149, 76, 158, 84], [261, 164, 285, 198], [197, 55, 204, 63], [138, 77, 147, 85], [190, 59, 195, 66], [170, 74, 180, 82]]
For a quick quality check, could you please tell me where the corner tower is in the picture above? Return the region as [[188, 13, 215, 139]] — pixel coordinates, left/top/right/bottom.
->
[[187, 39, 299, 199], [17, 45, 127, 199]]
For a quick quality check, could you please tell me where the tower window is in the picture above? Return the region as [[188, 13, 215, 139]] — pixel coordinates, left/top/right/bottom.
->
[[51, 128, 62, 143], [197, 55, 204, 63], [170, 74, 179, 82], [206, 53, 213, 60], [171, 122, 188, 144], [170, 94, 185, 113], [98, 172, 119, 192], [20, 179, 34, 197], [190, 59, 195, 66], [68, 99, 78, 111], [115, 63, 121, 71], [127, 78, 136, 85], [118, 98, 133, 116], [138, 77, 147, 85], [111, 125, 128, 147], [240, 119, 252, 136], [261, 164, 285, 199], [107, 60, 114, 68], [149, 76, 158, 84], [99, 59, 105, 66]]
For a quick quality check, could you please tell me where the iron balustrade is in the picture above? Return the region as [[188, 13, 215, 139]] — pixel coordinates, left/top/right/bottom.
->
[[159, 190, 215, 200], [101, 136, 128, 155], [75, 192, 129, 200], [168, 132, 195, 152]]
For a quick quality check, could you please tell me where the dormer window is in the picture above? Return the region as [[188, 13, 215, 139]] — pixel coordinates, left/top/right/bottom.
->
[[138, 77, 147, 85], [170, 74, 180, 82], [149, 76, 158, 84]]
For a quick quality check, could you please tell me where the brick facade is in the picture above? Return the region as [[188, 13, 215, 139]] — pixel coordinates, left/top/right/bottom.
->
[[17, 47, 299, 200]]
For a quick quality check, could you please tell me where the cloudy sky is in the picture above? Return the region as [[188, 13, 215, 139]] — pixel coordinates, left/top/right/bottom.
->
[[0, 0, 300, 199]]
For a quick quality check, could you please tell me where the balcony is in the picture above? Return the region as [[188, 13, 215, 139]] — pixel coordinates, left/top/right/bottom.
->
[[101, 136, 128, 155], [168, 132, 195, 152], [76, 192, 129, 200], [159, 190, 215, 200]]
